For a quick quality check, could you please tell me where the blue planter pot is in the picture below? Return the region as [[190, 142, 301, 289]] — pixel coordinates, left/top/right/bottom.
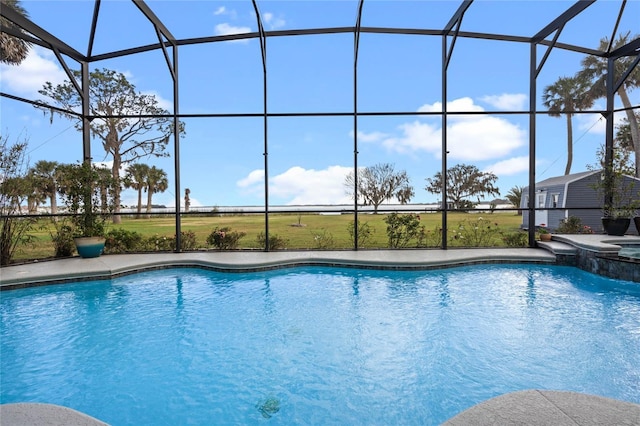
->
[[74, 237, 105, 258]]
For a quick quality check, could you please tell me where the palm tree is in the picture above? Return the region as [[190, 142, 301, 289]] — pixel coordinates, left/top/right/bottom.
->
[[0, 0, 31, 65], [578, 31, 640, 177], [505, 186, 524, 215], [29, 160, 60, 216], [542, 76, 593, 175], [123, 163, 150, 218], [144, 166, 168, 219]]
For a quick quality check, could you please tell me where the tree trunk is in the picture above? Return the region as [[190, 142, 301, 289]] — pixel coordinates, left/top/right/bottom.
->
[[136, 188, 142, 218], [146, 189, 153, 220], [112, 154, 122, 224], [565, 113, 573, 175], [50, 194, 57, 215], [617, 88, 640, 177]]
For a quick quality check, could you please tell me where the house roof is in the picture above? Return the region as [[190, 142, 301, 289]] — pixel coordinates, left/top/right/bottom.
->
[[534, 170, 599, 187]]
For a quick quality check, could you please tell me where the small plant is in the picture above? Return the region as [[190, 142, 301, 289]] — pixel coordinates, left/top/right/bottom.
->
[[347, 220, 374, 248], [384, 213, 425, 248], [257, 231, 288, 250], [57, 161, 115, 237], [207, 226, 245, 250], [175, 230, 198, 250], [311, 228, 335, 249], [450, 217, 500, 247], [501, 231, 528, 247], [104, 228, 143, 253], [556, 216, 593, 234], [423, 224, 443, 248], [50, 219, 76, 257]]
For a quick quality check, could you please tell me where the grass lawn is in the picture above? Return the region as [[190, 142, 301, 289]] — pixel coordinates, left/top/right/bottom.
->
[[10, 212, 525, 263]]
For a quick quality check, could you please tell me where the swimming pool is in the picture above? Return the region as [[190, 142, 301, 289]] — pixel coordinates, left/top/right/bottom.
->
[[1, 264, 639, 425]]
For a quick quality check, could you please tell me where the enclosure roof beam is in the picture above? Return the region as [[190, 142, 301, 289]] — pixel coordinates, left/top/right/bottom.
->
[[532, 0, 594, 44], [132, 0, 176, 44], [0, 5, 85, 62]]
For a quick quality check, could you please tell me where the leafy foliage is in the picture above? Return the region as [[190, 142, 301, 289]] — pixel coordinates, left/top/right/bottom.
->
[[38, 68, 185, 222], [347, 220, 374, 248], [501, 231, 528, 248], [57, 161, 115, 237], [425, 164, 500, 210], [311, 228, 335, 249], [383, 213, 425, 248], [449, 217, 500, 247], [0, 0, 31, 65], [256, 231, 288, 250], [50, 219, 75, 257], [555, 216, 594, 235], [0, 134, 38, 265], [207, 226, 246, 250], [104, 228, 143, 253], [505, 186, 524, 215], [344, 163, 414, 213]]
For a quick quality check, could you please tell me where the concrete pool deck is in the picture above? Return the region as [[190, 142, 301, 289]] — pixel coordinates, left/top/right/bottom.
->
[[1, 239, 639, 424]]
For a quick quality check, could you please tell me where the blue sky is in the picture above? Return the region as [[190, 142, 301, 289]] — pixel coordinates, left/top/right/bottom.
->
[[1, 0, 638, 208]]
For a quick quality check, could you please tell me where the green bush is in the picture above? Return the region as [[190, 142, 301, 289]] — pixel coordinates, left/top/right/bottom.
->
[[423, 224, 443, 248], [104, 228, 143, 253], [207, 226, 245, 250], [177, 230, 198, 250], [50, 220, 75, 257], [347, 220, 374, 248], [311, 228, 335, 249], [450, 217, 500, 247], [384, 213, 425, 248], [141, 233, 173, 251], [256, 231, 288, 250], [556, 216, 594, 234], [501, 231, 528, 247]]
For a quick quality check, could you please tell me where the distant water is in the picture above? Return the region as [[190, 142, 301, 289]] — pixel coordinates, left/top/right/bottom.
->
[[2, 265, 639, 425]]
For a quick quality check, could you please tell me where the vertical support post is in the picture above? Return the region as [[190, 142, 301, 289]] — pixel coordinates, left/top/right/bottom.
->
[[528, 42, 537, 247], [603, 56, 615, 208], [353, 0, 364, 251], [441, 35, 448, 250], [173, 46, 182, 252], [81, 62, 91, 163]]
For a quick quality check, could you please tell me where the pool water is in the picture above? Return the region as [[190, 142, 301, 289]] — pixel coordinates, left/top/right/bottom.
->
[[2, 265, 639, 425]]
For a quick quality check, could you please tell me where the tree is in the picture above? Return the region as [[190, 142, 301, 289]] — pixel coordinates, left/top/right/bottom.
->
[[425, 163, 500, 210], [29, 160, 60, 215], [542, 75, 594, 175], [123, 163, 150, 218], [38, 68, 185, 223], [505, 185, 524, 215], [344, 163, 414, 213], [0, 0, 31, 65], [578, 31, 640, 177], [615, 111, 639, 156], [0, 134, 37, 265], [144, 166, 168, 219]]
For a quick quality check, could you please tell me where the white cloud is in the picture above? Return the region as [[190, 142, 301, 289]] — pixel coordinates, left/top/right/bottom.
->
[[262, 12, 286, 30], [0, 46, 67, 97], [418, 97, 484, 115], [214, 23, 252, 37], [483, 156, 530, 175], [353, 130, 389, 143], [213, 6, 226, 15], [237, 166, 352, 205], [480, 93, 527, 110], [371, 97, 526, 161], [141, 90, 173, 111]]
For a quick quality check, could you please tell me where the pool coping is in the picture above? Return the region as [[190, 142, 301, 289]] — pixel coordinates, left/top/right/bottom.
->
[[0, 248, 557, 290]]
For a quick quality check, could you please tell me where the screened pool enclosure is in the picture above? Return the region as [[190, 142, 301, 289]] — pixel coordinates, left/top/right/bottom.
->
[[1, 0, 639, 254]]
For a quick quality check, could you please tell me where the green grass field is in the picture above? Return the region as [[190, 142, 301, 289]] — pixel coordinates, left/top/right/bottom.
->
[[10, 212, 525, 262]]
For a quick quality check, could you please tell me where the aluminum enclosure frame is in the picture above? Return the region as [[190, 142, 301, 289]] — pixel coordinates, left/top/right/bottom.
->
[[1, 0, 638, 251]]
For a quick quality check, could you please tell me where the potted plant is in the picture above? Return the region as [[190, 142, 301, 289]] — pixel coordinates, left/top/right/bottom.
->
[[58, 161, 115, 258], [538, 224, 552, 241], [594, 168, 637, 236]]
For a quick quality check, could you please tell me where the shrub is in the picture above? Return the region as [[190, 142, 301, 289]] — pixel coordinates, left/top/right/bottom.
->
[[423, 224, 443, 248], [450, 217, 500, 247], [384, 213, 425, 248], [347, 220, 374, 248], [50, 220, 75, 257], [256, 231, 288, 250], [556, 216, 594, 234], [141, 234, 173, 251], [311, 228, 335, 249], [177, 230, 198, 250], [207, 226, 245, 250], [104, 228, 143, 253], [501, 231, 528, 247]]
